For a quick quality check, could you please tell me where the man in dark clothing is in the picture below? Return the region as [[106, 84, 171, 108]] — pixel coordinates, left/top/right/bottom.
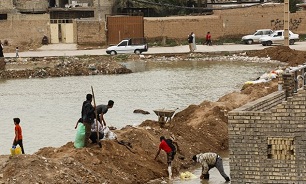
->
[[81, 94, 95, 147], [0, 41, 4, 57], [188, 32, 194, 52], [95, 100, 114, 127]]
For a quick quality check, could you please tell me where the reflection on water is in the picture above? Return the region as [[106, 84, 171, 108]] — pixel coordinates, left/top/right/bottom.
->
[[0, 59, 278, 154]]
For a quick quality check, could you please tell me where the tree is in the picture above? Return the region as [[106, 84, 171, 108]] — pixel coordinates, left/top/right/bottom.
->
[[272, 0, 303, 12]]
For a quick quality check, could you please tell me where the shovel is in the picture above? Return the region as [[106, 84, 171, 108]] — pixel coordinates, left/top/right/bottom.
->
[[91, 86, 102, 148]]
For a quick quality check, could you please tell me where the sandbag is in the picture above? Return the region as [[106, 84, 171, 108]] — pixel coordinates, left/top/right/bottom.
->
[[103, 127, 117, 140], [74, 123, 86, 148], [180, 171, 197, 180]]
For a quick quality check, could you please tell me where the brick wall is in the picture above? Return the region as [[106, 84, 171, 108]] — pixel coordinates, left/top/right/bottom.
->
[[228, 74, 306, 183], [144, 4, 306, 40], [76, 20, 106, 45], [0, 14, 49, 48]]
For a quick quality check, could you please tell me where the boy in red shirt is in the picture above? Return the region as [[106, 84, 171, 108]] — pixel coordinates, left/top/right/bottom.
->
[[154, 136, 177, 179], [205, 32, 212, 46], [13, 118, 25, 154]]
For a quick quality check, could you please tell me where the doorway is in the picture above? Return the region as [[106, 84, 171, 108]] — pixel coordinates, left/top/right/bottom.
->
[[49, 0, 56, 7]]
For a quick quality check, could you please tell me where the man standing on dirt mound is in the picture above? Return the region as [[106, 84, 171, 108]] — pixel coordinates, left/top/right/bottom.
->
[[81, 94, 96, 147], [154, 136, 177, 179], [192, 152, 230, 182]]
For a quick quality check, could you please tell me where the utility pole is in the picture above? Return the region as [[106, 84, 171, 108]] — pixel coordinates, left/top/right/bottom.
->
[[98, 0, 101, 21], [284, 0, 289, 46]]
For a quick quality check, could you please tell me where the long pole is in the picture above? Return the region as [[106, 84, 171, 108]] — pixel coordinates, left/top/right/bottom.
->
[[91, 86, 102, 148]]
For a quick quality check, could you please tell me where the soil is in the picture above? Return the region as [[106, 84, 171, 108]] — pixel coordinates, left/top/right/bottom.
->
[[0, 46, 302, 184]]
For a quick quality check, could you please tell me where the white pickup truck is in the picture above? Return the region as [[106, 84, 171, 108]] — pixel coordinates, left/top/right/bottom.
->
[[259, 30, 299, 46], [106, 38, 148, 55], [242, 29, 273, 44]]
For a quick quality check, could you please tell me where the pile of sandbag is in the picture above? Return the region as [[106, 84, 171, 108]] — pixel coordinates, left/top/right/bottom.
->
[[245, 69, 284, 85]]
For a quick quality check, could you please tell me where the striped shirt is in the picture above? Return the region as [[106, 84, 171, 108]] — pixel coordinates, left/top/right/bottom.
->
[[196, 152, 218, 174]]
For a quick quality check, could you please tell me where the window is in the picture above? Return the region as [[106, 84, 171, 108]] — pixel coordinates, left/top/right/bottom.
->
[[255, 31, 263, 36], [267, 137, 295, 160], [118, 41, 127, 46], [0, 14, 7, 20]]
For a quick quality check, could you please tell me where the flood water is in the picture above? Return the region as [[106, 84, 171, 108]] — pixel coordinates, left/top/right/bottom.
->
[[173, 152, 230, 184], [0, 59, 279, 155]]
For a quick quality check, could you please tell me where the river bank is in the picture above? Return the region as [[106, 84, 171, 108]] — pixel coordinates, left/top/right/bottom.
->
[[0, 46, 304, 183], [0, 51, 284, 80]]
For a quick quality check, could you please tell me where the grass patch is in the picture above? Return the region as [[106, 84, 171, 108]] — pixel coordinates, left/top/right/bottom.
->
[[113, 54, 129, 61], [299, 34, 306, 41]]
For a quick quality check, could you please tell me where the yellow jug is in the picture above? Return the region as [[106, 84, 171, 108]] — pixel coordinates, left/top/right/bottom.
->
[[15, 147, 22, 155], [10, 148, 15, 156], [10, 147, 22, 156]]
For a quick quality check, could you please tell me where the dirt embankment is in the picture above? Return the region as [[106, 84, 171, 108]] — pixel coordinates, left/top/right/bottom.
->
[[247, 46, 306, 66], [0, 46, 301, 183]]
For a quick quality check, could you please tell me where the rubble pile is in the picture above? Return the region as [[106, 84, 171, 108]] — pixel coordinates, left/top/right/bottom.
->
[[0, 56, 132, 79]]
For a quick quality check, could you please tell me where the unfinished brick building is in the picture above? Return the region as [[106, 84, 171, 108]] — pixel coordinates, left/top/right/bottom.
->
[[228, 68, 306, 183]]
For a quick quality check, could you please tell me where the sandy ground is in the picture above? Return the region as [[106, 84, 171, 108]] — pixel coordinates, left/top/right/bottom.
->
[[0, 46, 304, 184]]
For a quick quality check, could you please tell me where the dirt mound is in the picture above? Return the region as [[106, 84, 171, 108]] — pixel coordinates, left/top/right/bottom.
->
[[247, 46, 306, 66]]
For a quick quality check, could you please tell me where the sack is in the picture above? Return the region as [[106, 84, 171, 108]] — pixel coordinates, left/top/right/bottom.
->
[[74, 123, 86, 148], [103, 127, 117, 140]]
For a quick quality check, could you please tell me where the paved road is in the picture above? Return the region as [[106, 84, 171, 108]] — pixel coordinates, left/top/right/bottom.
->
[[4, 42, 306, 58]]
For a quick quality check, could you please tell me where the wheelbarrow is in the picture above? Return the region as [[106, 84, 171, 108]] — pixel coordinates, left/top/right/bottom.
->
[[153, 108, 177, 126]]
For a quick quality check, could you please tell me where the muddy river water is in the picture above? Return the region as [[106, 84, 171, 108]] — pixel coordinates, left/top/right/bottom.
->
[[0, 59, 279, 156]]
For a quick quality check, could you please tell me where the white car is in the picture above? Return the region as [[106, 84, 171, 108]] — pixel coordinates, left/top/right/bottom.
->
[[259, 30, 299, 46], [242, 29, 273, 44], [106, 38, 148, 55]]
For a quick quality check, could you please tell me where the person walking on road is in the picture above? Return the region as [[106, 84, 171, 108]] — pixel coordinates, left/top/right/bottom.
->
[[0, 41, 4, 58], [95, 100, 114, 127], [188, 32, 194, 52], [205, 32, 212, 46], [15, 47, 19, 58], [12, 118, 25, 154], [192, 32, 197, 51], [192, 152, 230, 181], [81, 94, 96, 147]]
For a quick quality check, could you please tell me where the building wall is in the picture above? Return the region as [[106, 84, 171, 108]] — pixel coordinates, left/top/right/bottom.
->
[[144, 4, 306, 40], [15, 0, 49, 12], [0, 0, 13, 12], [0, 14, 49, 47], [94, 0, 115, 20], [228, 78, 306, 183], [76, 19, 105, 45]]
